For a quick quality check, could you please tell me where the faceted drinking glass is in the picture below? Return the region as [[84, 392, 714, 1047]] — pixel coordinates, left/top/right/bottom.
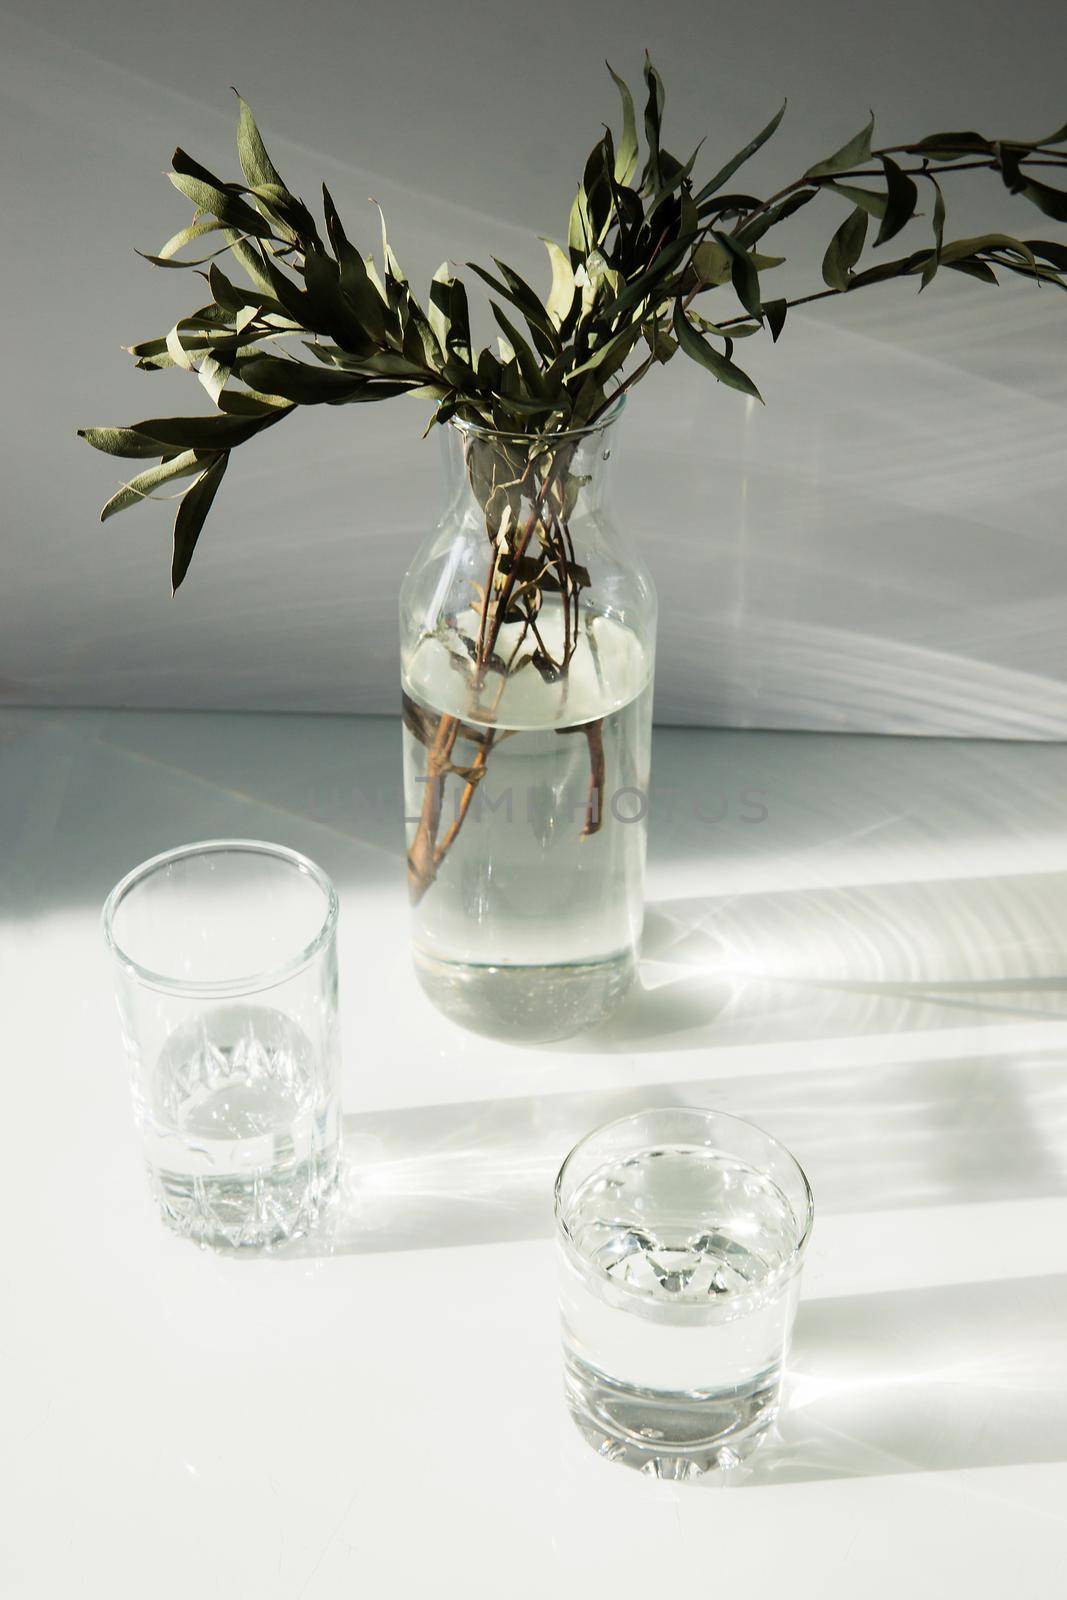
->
[[555, 1106, 814, 1477], [103, 840, 341, 1249]]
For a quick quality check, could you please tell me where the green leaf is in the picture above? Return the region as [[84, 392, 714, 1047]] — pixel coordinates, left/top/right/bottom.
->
[[822, 204, 868, 290], [1027, 238, 1067, 270], [568, 183, 592, 261], [648, 141, 704, 215], [695, 101, 786, 203], [237, 354, 411, 404], [1015, 176, 1067, 224], [206, 262, 244, 312], [875, 155, 918, 246], [691, 239, 732, 286], [1032, 120, 1067, 148], [945, 258, 999, 284], [167, 171, 260, 234], [249, 184, 319, 243], [142, 217, 225, 266], [488, 303, 547, 394], [641, 53, 666, 194], [372, 200, 406, 296], [907, 130, 992, 157], [321, 186, 388, 340], [715, 233, 763, 321], [606, 63, 639, 186], [302, 246, 375, 351], [426, 261, 452, 353], [939, 234, 1037, 272], [764, 298, 787, 342], [129, 410, 291, 450], [734, 187, 816, 247], [493, 258, 559, 343], [821, 180, 888, 219], [79, 426, 171, 459], [234, 93, 286, 192], [137, 237, 254, 271], [216, 388, 291, 415], [643, 322, 677, 363], [689, 312, 759, 339], [848, 249, 929, 288], [468, 261, 556, 360], [125, 310, 238, 365], [100, 450, 208, 520], [172, 453, 229, 593], [804, 113, 875, 179], [428, 263, 472, 360], [564, 321, 641, 383], [601, 232, 696, 322], [224, 233, 278, 297], [920, 175, 946, 288], [541, 238, 576, 329], [254, 248, 332, 334], [672, 300, 763, 401], [992, 258, 1066, 289], [168, 151, 268, 237]]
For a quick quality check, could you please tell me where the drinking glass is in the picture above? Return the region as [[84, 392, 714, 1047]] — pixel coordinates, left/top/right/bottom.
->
[[103, 840, 341, 1249], [555, 1106, 814, 1477]]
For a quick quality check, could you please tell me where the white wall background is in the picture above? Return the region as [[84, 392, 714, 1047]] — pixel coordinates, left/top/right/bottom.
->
[[2, 0, 1066, 734]]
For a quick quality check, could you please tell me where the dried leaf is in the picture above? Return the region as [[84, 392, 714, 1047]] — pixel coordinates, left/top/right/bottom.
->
[[541, 238, 576, 329], [235, 93, 287, 192], [100, 450, 207, 520], [172, 453, 229, 592]]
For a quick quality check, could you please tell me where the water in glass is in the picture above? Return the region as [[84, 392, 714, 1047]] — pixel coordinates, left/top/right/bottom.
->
[[558, 1140, 806, 1476], [142, 1003, 339, 1249], [403, 599, 651, 1040]]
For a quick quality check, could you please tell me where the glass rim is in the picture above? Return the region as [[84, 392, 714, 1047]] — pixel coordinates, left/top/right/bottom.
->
[[553, 1105, 815, 1296], [449, 393, 626, 445], [101, 838, 339, 998]]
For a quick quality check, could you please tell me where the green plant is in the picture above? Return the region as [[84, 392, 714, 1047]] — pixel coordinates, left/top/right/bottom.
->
[[80, 58, 1066, 594]]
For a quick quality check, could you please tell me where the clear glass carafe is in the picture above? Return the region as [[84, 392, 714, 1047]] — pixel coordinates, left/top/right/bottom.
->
[[399, 400, 655, 1042]]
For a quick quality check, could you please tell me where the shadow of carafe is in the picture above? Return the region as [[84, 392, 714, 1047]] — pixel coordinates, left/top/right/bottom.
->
[[567, 868, 1067, 1053]]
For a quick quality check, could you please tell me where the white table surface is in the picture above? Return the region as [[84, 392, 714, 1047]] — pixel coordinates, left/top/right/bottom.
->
[[3, 707, 1065, 1597]]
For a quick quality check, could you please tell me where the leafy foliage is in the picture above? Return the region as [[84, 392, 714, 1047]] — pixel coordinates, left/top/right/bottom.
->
[[80, 63, 1067, 589]]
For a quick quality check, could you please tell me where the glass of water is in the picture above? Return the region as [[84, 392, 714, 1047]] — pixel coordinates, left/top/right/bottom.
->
[[555, 1106, 814, 1477], [103, 840, 341, 1250]]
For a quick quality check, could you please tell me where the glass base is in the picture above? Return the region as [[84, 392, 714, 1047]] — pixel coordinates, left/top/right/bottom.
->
[[564, 1351, 780, 1479], [149, 1146, 340, 1252], [413, 947, 635, 1042]]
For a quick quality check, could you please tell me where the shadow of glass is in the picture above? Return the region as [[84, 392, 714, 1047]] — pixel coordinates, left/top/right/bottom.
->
[[272, 1046, 1067, 1261], [736, 1273, 1067, 1486]]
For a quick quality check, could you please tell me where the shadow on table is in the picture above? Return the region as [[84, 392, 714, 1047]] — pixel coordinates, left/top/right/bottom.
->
[[278, 1044, 1067, 1261], [276, 1049, 1067, 1484], [738, 1272, 1067, 1485], [563, 873, 1067, 1054]]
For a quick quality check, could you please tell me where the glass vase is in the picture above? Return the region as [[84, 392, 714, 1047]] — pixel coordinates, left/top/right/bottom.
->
[[399, 399, 655, 1042]]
